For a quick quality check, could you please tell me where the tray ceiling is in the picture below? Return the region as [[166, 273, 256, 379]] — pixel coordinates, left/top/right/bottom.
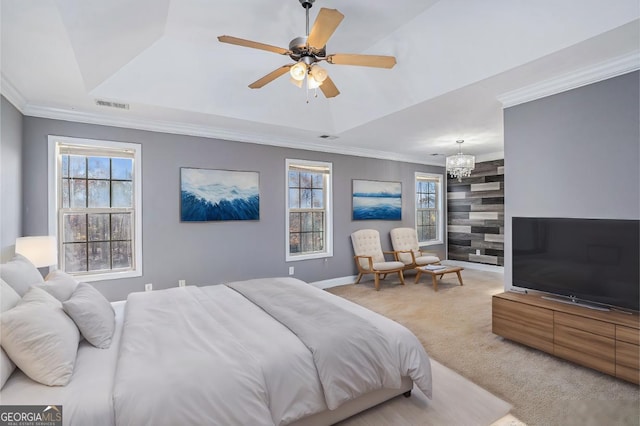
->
[[2, 0, 638, 164]]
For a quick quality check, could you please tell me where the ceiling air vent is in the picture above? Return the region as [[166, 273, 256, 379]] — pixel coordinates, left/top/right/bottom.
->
[[95, 99, 130, 110], [318, 134, 338, 140]]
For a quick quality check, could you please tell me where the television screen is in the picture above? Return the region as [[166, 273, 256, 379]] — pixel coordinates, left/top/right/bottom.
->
[[512, 217, 639, 311]]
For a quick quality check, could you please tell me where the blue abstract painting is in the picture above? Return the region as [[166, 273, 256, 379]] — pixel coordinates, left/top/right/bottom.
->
[[352, 180, 402, 220], [180, 168, 259, 222]]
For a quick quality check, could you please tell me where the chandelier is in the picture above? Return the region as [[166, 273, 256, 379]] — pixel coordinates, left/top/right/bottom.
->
[[446, 140, 475, 182]]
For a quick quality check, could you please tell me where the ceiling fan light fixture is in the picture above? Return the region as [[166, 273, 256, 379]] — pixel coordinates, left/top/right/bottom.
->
[[309, 64, 328, 83], [290, 61, 307, 81], [218, 2, 396, 99], [289, 76, 303, 88], [307, 76, 322, 89]]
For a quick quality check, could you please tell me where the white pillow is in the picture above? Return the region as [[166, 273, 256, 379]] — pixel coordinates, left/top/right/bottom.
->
[[1, 278, 21, 313], [0, 254, 44, 296], [0, 348, 15, 389], [1, 287, 80, 386], [63, 283, 115, 349], [36, 270, 80, 302], [0, 278, 21, 389]]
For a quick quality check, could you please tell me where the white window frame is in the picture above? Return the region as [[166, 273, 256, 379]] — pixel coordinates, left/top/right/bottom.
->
[[415, 172, 444, 247], [285, 158, 333, 262], [48, 135, 142, 282]]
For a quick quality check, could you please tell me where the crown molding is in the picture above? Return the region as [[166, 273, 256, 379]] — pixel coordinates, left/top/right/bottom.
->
[[0, 73, 27, 111], [497, 51, 640, 108], [22, 104, 444, 167]]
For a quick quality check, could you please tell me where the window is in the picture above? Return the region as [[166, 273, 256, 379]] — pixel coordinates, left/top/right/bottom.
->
[[415, 172, 443, 245], [285, 159, 333, 261], [48, 136, 142, 281]]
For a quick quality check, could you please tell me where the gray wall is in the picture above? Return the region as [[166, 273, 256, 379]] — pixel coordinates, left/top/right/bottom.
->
[[1, 96, 23, 262], [19, 116, 445, 300], [503, 71, 640, 289]]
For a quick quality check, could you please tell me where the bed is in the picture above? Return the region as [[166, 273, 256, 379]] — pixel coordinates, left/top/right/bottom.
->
[[0, 262, 432, 426]]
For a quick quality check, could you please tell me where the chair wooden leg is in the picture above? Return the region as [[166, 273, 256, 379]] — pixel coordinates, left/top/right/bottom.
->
[[374, 273, 380, 291], [355, 273, 363, 284], [380, 273, 387, 280], [398, 270, 405, 285]]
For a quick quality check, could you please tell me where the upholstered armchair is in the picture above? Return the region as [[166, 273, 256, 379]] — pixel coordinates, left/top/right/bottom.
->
[[350, 229, 406, 291], [389, 228, 441, 269]]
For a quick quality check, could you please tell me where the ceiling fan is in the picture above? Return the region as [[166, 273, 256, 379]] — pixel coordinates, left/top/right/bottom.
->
[[218, 0, 397, 99]]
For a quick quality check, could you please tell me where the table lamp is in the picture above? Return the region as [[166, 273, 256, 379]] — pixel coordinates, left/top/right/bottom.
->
[[15, 236, 58, 271]]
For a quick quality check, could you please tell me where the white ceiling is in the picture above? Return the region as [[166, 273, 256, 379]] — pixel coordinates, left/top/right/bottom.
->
[[2, 0, 639, 165]]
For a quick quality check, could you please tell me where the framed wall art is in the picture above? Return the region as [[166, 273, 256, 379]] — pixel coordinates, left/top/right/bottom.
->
[[180, 168, 260, 222], [352, 179, 402, 220]]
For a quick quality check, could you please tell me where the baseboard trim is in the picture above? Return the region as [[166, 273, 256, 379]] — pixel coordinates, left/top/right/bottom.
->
[[310, 263, 503, 288], [442, 260, 504, 274], [311, 275, 358, 289]]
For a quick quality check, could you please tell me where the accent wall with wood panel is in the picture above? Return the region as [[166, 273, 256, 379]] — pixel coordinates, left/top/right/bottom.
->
[[447, 159, 504, 266]]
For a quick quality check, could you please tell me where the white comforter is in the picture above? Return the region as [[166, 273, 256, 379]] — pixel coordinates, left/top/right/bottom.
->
[[113, 285, 274, 425], [113, 278, 432, 425], [1, 278, 431, 425], [228, 278, 401, 409]]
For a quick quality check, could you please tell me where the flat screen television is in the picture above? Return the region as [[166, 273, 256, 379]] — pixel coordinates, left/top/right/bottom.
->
[[512, 217, 639, 312]]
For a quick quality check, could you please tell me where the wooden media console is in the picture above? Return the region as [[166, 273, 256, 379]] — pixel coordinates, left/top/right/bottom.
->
[[492, 292, 639, 384]]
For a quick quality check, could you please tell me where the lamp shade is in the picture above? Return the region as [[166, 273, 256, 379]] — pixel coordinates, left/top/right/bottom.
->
[[309, 65, 328, 83], [307, 76, 322, 89], [15, 236, 58, 268], [289, 76, 303, 88], [446, 153, 475, 170], [445, 140, 476, 182], [289, 61, 307, 81]]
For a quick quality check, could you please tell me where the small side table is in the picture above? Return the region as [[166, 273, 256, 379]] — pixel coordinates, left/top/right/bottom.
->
[[414, 266, 464, 291]]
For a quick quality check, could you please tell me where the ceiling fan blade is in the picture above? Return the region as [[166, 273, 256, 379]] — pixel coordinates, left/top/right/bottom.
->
[[307, 8, 344, 49], [249, 65, 292, 89], [328, 54, 397, 69], [218, 35, 290, 55], [320, 76, 340, 98]]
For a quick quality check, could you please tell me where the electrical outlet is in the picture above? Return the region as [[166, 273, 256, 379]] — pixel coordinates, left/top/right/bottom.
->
[[145, 283, 153, 292], [288, 266, 294, 275], [178, 279, 186, 287]]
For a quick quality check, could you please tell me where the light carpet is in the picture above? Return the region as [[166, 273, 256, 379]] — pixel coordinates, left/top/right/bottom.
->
[[337, 359, 512, 426], [327, 269, 640, 426]]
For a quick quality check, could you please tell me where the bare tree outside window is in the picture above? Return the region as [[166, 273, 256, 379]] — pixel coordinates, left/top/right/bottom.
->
[[415, 174, 442, 244], [286, 160, 333, 261], [51, 136, 141, 281]]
